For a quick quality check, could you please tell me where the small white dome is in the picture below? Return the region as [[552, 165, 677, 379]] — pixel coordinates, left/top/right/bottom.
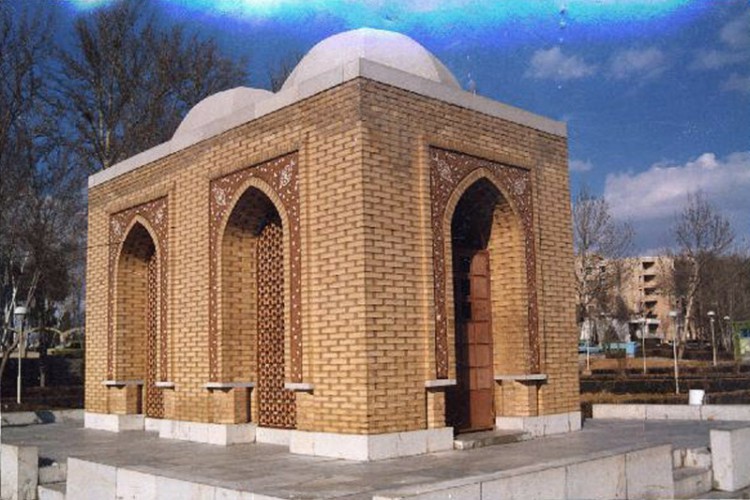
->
[[174, 87, 273, 138], [282, 28, 460, 92]]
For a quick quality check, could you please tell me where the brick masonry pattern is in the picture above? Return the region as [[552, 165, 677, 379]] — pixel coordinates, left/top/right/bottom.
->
[[86, 78, 579, 433]]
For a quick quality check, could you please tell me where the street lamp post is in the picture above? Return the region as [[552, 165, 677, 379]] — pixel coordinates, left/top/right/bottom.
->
[[725, 315, 735, 366], [13, 306, 27, 405], [708, 310, 717, 367], [669, 310, 679, 394], [640, 316, 647, 375]]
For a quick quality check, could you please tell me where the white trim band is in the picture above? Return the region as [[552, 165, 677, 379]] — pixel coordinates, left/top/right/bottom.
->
[[102, 380, 144, 387], [494, 374, 548, 382], [424, 379, 457, 388], [204, 381, 255, 389], [284, 382, 314, 392]]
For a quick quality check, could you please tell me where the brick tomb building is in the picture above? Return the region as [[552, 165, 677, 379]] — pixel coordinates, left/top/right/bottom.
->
[[85, 29, 580, 460]]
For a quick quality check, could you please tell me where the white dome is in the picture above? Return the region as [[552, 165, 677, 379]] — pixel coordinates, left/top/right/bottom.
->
[[174, 87, 273, 138], [282, 28, 460, 92]]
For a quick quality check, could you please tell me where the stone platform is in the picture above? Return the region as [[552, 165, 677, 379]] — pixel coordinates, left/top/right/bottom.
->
[[3, 415, 750, 499]]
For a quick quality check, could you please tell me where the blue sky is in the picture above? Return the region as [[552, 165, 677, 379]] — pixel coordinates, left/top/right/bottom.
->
[[58, 1, 750, 251]]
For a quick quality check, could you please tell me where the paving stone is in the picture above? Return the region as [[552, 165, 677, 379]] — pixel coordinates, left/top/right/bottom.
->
[[3, 419, 750, 499]]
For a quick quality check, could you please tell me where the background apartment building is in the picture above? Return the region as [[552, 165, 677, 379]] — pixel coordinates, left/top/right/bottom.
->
[[622, 256, 676, 341]]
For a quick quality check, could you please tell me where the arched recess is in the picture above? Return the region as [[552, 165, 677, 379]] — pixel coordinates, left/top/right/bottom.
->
[[429, 148, 539, 382], [114, 220, 163, 417], [208, 153, 300, 428], [108, 198, 169, 418], [443, 177, 527, 432], [219, 185, 296, 429]]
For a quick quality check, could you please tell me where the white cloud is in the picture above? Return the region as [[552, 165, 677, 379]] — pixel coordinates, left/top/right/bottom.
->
[[691, 10, 750, 73], [605, 151, 750, 221], [720, 10, 750, 49], [722, 73, 750, 94], [569, 159, 593, 172], [604, 151, 750, 250], [609, 47, 666, 80], [526, 47, 596, 81], [690, 49, 748, 70]]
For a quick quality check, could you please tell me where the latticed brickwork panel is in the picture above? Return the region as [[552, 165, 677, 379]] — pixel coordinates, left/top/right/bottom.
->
[[257, 220, 296, 429], [145, 255, 164, 418]]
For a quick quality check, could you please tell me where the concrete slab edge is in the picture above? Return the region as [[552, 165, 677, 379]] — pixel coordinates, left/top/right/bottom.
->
[[371, 442, 673, 499], [711, 425, 750, 492], [593, 404, 750, 422], [1, 443, 39, 500], [495, 410, 582, 437], [1, 409, 84, 427], [67, 457, 285, 500]]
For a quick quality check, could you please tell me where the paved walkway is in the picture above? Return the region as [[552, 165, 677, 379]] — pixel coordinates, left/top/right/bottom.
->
[[3, 419, 748, 499]]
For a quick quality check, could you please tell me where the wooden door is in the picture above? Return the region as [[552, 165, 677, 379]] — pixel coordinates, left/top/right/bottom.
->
[[451, 249, 494, 432]]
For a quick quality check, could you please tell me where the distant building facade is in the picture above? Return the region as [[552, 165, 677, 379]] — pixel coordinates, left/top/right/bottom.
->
[[621, 256, 676, 340]]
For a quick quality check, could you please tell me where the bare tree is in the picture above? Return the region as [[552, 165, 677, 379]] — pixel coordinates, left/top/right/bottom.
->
[[57, 0, 248, 172], [573, 185, 635, 340], [672, 191, 735, 342], [0, 2, 84, 384]]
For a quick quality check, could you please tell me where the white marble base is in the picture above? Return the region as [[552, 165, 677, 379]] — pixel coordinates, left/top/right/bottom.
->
[[1, 443, 38, 500], [594, 403, 750, 422], [256, 427, 292, 446], [144, 417, 163, 432], [375, 443, 673, 500], [67, 458, 264, 500], [84, 412, 144, 432], [159, 419, 256, 446], [289, 427, 454, 461], [84, 413, 256, 445], [711, 426, 750, 492], [495, 411, 581, 438]]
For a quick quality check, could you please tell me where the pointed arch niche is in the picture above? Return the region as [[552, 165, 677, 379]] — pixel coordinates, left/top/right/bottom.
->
[[107, 198, 169, 418], [207, 153, 301, 426], [429, 148, 539, 382]]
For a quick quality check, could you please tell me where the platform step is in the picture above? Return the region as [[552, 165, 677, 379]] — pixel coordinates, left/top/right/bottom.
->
[[673, 467, 712, 499], [453, 430, 531, 450], [38, 457, 67, 484], [38, 481, 66, 500]]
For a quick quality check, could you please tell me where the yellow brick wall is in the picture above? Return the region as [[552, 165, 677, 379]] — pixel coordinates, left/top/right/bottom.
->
[[358, 80, 579, 431], [86, 77, 579, 434], [220, 202, 261, 382], [114, 246, 149, 381]]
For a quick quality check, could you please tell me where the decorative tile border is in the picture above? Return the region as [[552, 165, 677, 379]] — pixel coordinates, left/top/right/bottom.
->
[[208, 153, 302, 382], [429, 148, 539, 378]]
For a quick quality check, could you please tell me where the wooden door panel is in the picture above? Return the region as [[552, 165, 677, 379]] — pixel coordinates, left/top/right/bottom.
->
[[469, 344, 492, 367], [468, 323, 491, 344], [471, 253, 489, 275], [470, 278, 490, 299], [451, 249, 494, 433], [470, 390, 494, 429], [471, 301, 491, 321]]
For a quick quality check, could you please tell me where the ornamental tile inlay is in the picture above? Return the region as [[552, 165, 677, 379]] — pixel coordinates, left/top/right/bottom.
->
[[429, 148, 540, 378], [208, 153, 302, 382], [107, 197, 169, 384]]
